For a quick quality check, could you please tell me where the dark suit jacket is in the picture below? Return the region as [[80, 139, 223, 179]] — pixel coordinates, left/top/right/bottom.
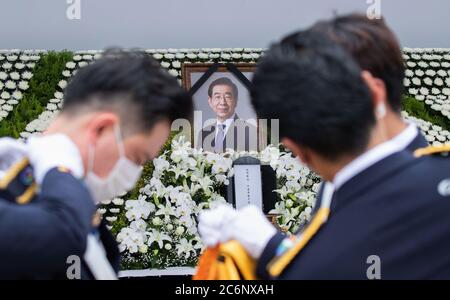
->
[[198, 114, 258, 152], [258, 150, 450, 279], [311, 131, 429, 215], [0, 167, 120, 279]]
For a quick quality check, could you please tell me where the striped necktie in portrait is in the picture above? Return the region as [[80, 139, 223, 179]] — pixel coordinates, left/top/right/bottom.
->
[[215, 124, 226, 153]]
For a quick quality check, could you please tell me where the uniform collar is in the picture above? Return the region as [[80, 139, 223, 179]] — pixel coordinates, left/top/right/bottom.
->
[[389, 122, 419, 150], [332, 138, 406, 190]]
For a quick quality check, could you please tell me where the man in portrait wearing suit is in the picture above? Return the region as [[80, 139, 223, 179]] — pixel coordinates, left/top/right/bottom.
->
[[198, 77, 257, 152]]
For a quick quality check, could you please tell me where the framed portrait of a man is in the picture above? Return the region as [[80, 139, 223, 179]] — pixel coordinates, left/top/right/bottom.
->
[[182, 63, 260, 153]]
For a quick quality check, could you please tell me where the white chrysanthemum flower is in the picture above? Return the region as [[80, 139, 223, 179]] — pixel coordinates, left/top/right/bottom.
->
[[175, 53, 185, 59], [419, 87, 429, 95], [198, 53, 209, 59], [9, 72, 20, 80], [431, 88, 441, 95], [172, 61, 181, 69], [6, 55, 18, 62], [1, 91, 10, 100], [164, 53, 175, 60], [21, 71, 33, 80], [66, 61, 76, 69], [430, 61, 440, 68], [105, 216, 117, 222], [112, 198, 124, 206], [416, 95, 425, 101], [437, 70, 447, 77], [168, 69, 179, 77], [423, 77, 433, 86], [58, 80, 67, 89], [78, 61, 88, 68], [15, 63, 25, 70], [403, 78, 410, 87], [5, 80, 16, 90], [54, 91, 64, 99], [0, 72, 7, 80], [62, 70, 72, 77], [186, 53, 197, 60], [46, 103, 58, 111], [7, 99, 18, 105], [414, 69, 424, 77], [160, 61, 170, 68], [412, 77, 421, 85], [417, 61, 428, 68], [18, 81, 29, 90], [425, 69, 436, 77], [12, 91, 23, 100], [251, 53, 261, 59], [153, 53, 163, 60]]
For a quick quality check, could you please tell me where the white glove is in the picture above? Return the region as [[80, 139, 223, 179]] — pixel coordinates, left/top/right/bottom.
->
[[199, 204, 277, 259], [26, 134, 85, 185], [0, 137, 27, 179], [198, 204, 237, 247]]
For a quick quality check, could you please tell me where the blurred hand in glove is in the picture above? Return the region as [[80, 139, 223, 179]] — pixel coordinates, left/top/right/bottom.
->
[[198, 204, 277, 259], [0, 137, 28, 179], [26, 134, 84, 185]]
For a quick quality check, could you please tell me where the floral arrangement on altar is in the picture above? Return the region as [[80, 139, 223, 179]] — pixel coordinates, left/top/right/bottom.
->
[[0, 50, 41, 123], [98, 135, 321, 270], [0, 47, 449, 271], [403, 48, 450, 126]]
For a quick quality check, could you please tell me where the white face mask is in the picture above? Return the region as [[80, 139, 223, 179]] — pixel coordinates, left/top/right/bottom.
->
[[85, 125, 143, 204]]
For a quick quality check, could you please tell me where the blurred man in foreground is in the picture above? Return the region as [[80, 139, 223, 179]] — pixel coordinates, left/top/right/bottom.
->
[[0, 50, 192, 279], [198, 23, 450, 279]]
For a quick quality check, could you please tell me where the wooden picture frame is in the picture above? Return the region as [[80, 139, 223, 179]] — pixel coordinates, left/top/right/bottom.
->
[[181, 63, 268, 152]]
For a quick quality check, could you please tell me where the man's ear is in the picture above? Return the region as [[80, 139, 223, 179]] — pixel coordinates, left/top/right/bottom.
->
[[361, 71, 388, 114], [86, 112, 119, 145], [282, 137, 309, 165], [207, 97, 214, 109]]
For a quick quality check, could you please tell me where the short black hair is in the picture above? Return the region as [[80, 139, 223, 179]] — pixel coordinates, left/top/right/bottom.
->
[[251, 31, 375, 160], [306, 14, 405, 113], [62, 49, 193, 135], [208, 77, 238, 99]]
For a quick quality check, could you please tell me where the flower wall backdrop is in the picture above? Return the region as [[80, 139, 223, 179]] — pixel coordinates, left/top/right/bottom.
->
[[0, 48, 449, 270]]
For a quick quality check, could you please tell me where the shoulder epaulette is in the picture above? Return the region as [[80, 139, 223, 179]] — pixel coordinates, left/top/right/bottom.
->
[[414, 145, 450, 158], [0, 158, 37, 205]]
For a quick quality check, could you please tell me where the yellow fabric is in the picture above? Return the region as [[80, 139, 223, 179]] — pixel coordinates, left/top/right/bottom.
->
[[267, 207, 330, 277], [0, 158, 29, 189], [17, 183, 37, 205], [414, 145, 450, 158], [193, 240, 257, 280]]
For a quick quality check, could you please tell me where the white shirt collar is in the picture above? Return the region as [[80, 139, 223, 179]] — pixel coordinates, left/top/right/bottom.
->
[[216, 114, 236, 135], [332, 138, 406, 190], [389, 122, 419, 150]]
